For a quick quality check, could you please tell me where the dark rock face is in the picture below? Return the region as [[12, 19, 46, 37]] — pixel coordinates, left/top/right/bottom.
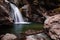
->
[[44, 14, 60, 40], [0, 0, 13, 25], [19, 0, 60, 23], [6, 0, 60, 23], [0, 0, 60, 24]]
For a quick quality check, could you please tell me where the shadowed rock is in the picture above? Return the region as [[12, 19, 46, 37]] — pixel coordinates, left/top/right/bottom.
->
[[0, 0, 13, 25]]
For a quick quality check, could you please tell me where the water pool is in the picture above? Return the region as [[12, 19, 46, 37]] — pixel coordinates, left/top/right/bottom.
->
[[0, 23, 43, 34], [0, 23, 51, 40]]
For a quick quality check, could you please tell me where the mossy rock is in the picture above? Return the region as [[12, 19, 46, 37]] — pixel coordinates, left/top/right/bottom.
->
[[53, 7, 60, 12]]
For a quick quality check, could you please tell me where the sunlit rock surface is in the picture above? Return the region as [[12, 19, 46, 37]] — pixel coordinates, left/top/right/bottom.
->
[[1, 33, 17, 40], [24, 29, 50, 40], [44, 14, 60, 40], [26, 33, 49, 40]]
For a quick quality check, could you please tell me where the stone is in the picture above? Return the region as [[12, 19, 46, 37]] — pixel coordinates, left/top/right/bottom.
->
[[26, 35, 44, 40], [1, 33, 17, 40], [44, 14, 60, 28], [44, 14, 60, 40], [26, 33, 49, 40]]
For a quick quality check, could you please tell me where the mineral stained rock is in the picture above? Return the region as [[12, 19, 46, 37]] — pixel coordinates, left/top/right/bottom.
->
[[44, 14, 60, 40], [1, 33, 17, 40]]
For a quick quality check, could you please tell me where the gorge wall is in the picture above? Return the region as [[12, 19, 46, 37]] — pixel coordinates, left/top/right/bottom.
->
[[0, 0, 60, 24], [0, 0, 13, 25]]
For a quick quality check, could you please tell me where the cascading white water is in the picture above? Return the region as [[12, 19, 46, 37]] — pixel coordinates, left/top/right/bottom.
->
[[10, 3, 31, 24], [10, 3, 24, 22]]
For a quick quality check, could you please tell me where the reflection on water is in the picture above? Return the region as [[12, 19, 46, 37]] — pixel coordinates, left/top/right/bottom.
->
[[0, 23, 43, 35], [0, 24, 23, 35], [0, 25, 14, 35], [13, 24, 23, 34], [0, 23, 51, 40]]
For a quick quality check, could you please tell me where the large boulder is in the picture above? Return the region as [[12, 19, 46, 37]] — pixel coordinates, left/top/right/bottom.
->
[[44, 14, 60, 40], [26, 33, 50, 40], [1, 33, 17, 40]]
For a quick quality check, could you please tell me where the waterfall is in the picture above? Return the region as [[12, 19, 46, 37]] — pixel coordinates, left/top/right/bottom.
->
[[10, 3, 24, 22], [10, 3, 31, 24]]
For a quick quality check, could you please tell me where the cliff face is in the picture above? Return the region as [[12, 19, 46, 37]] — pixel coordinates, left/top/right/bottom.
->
[[44, 14, 60, 40], [0, 0, 13, 25], [19, 0, 60, 23], [0, 0, 60, 24]]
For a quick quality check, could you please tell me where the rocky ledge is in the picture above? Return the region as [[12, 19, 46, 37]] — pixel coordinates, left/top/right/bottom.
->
[[0, 30, 50, 40], [44, 14, 60, 40]]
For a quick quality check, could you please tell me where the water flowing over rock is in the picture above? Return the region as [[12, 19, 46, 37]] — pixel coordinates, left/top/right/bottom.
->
[[44, 14, 60, 40], [10, 2, 31, 24], [10, 3, 24, 23]]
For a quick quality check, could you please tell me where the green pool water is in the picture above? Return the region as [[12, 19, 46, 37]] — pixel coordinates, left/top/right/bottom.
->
[[0, 23, 43, 34], [0, 23, 51, 40]]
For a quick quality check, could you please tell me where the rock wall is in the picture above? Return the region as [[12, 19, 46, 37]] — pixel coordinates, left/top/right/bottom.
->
[[19, 0, 60, 23], [44, 14, 60, 40], [0, 0, 13, 25], [0, 0, 60, 24]]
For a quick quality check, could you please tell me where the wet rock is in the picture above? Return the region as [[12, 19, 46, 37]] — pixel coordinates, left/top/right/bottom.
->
[[25, 29, 36, 35], [44, 14, 60, 40], [1, 33, 17, 40], [26, 33, 49, 40], [0, 0, 13, 25], [25, 29, 43, 35], [24, 29, 50, 40]]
